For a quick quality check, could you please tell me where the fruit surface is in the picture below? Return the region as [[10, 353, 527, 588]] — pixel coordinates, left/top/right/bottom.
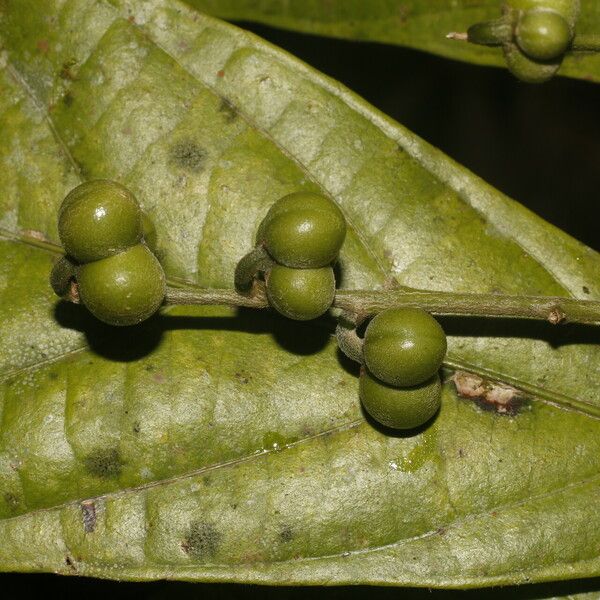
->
[[363, 307, 447, 387], [516, 9, 571, 60], [77, 244, 165, 326], [257, 192, 346, 268], [58, 180, 142, 263], [360, 370, 442, 430], [266, 264, 335, 320]]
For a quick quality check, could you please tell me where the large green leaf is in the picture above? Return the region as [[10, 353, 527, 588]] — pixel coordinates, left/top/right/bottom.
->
[[185, 0, 600, 83], [1, 0, 600, 587]]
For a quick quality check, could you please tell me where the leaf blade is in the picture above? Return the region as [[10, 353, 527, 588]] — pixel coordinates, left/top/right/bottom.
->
[[0, 0, 599, 586]]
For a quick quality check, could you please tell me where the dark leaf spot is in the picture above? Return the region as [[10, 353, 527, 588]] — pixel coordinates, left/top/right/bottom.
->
[[59, 58, 77, 80], [279, 525, 293, 543], [234, 370, 251, 385], [84, 448, 123, 478], [583, 286, 590, 294], [132, 421, 141, 434], [170, 139, 206, 173], [218, 98, 238, 123], [182, 522, 221, 559], [62, 91, 74, 107], [3, 492, 19, 510], [81, 500, 97, 533], [65, 555, 77, 571]]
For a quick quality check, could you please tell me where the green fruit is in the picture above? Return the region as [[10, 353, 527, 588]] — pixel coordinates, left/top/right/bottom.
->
[[360, 370, 442, 430], [257, 192, 346, 268], [266, 264, 335, 321], [141, 212, 158, 253], [77, 244, 165, 326], [363, 307, 447, 387], [503, 41, 561, 82], [516, 9, 571, 61], [58, 180, 142, 263]]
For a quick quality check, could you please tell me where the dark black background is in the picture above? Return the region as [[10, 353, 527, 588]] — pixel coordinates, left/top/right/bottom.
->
[[4, 22, 600, 600]]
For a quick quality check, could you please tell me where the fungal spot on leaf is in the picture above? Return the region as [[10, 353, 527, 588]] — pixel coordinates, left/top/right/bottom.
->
[[279, 525, 293, 543], [59, 58, 77, 80], [84, 448, 123, 478], [452, 371, 526, 415], [235, 370, 251, 384], [3, 492, 19, 511], [182, 522, 221, 559], [132, 421, 141, 434], [583, 286, 590, 295], [218, 98, 238, 123], [80, 500, 97, 533], [62, 91, 74, 107], [170, 139, 206, 173], [65, 555, 77, 572]]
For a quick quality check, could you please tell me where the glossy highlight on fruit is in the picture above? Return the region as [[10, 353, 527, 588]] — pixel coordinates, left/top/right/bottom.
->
[[58, 179, 142, 263], [360, 370, 442, 430], [257, 191, 346, 268], [266, 264, 335, 320], [77, 244, 165, 326], [516, 9, 571, 61], [363, 307, 447, 387]]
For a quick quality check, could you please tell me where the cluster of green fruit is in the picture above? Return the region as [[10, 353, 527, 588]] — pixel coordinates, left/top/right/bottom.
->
[[51, 180, 448, 432], [466, 0, 580, 83], [359, 308, 447, 430], [52, 180, 165, 326], [239, 191, 447, 429], [246, 191, 347, 321]]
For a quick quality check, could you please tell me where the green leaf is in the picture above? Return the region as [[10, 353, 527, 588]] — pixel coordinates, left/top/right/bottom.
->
[[184, 0, 600, 83], [1, 0, 600, 587]]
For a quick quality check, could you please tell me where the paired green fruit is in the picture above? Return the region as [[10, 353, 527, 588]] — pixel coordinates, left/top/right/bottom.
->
[[466, 1, 579, 83], [257, 191, 346, 268], [516, 9, 571, 61], [363, 307, 447, 387], [360, 370, 442, 430], [58, 180, 142, 263], [249, 191, 345, 320], [266, 264, 335, 321], [55, 180, 166, 326], [77, 244, 165, 326]]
